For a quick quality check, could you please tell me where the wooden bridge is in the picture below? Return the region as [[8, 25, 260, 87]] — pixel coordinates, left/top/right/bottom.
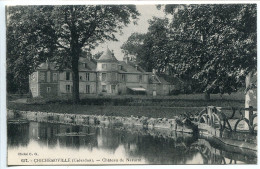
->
[[194, 106, 257, 133], [190, 106, 257, 151]]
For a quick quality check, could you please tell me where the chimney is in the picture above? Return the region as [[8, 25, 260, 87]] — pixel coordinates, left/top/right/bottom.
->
[[46, 58, 50, 70], [123, 54, 129, 64], [135, 65, 138, 70], [152, 69, 156, 74]]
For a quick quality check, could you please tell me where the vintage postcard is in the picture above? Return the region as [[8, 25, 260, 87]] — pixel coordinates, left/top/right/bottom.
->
[[2, 0, 258, 167]]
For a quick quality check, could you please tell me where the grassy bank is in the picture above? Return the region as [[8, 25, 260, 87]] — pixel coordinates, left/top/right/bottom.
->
[[8, 102, 240, 119], [24, 92, 245, 108], [7, 92, 245, 119]]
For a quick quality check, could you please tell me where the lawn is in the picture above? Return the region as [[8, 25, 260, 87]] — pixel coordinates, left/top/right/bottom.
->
[[7, 92, 245, 119]]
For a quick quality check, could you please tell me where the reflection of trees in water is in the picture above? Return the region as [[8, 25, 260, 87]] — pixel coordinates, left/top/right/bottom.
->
[[96, 128, 122, 153], [8, 121, 257, 164], [93, 127, 199, 164], [197, 144, 224, 164], [191, 139, 257, 164], [37, 123, 59, 148], [8, 123, 29, 147], [120, 131, 198, 164]]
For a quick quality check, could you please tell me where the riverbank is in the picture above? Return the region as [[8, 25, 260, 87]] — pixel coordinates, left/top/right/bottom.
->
[[8, 102, 200, 118], [8, 102, 243, 119], [8, 92, 245, 118], [7, 109, 257, 153]]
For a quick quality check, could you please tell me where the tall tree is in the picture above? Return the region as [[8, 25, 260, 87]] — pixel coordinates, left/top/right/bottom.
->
[[158, 4, 256, 99], [7, 5, 140, 102], [121, 17, 172, 72]]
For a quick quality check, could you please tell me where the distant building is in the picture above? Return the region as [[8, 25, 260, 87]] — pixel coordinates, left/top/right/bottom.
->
[[29, 48, 181, 97]]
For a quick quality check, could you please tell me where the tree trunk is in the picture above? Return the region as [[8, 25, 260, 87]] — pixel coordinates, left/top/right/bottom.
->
[[204, 92, 210, 101], [71, 56, 80, 104], [70, 11, 80, 104]]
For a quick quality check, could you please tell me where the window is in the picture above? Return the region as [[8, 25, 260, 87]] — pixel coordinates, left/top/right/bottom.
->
[[112, 72, 116, 80], [31, 73, 36, 81], [153, 84, 157, 90], [86, 85, 90, 94], [53, 73, 57, 82], [102, 85, 107, 92], [102, 64, 107, 69], [66, 85, 71, 93], [47, 87, 51, 93], [102, 73, 106, 81], [40, 72, 45, 82], [163, 85, 167, 94], [111, 85, 116, 93], [121, 74, 126, 82], [66, 72, 70, 80], [86, 73, 90, 81], [118, 65, 122, 70], [84, 63, 87, 68], [47, 72, 51, 82], [112, 64, 116, 69], [163, 85, 167, 90], [79, 76, 82, 80], [139, 75, 143, 83], [31, 87, 36, 92]]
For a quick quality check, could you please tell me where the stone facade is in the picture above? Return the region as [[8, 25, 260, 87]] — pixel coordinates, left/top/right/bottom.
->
[[29, 48, 181, 97]]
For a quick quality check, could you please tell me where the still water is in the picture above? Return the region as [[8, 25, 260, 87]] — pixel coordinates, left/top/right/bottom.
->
[[8, 121, 257, 165]]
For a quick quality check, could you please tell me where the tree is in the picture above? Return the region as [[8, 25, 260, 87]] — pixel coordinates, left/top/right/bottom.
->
[[7, 5, 140, 103], [121, 32, 146, 56], [121, 17, 172, 72], [163, 4, 256, 99]]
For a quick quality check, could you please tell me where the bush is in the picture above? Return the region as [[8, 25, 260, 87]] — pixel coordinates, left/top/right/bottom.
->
[[170, 90, 181, 95]]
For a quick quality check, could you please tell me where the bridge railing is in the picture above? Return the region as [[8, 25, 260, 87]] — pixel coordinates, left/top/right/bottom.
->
[[194, 106, 257, 134]]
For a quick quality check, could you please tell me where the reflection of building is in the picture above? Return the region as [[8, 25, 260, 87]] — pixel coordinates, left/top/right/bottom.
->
[[29, 122, 98, 149], [57, 125, 98, 150], [29, 48, 182, 97]]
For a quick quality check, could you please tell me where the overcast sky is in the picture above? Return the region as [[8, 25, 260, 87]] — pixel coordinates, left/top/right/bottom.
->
[[93, 5, 167, 60]]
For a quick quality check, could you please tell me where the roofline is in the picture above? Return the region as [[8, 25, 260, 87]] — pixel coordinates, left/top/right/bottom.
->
[[96, 60, 118, 63]]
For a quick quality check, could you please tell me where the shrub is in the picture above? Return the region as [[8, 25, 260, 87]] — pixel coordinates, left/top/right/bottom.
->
[[170, 90, 181, 95]]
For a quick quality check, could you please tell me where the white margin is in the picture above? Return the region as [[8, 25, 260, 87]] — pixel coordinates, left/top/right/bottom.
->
[[0, 1, 259, 169]]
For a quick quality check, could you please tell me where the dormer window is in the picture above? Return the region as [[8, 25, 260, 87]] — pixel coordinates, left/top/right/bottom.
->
[[118, 65, 122, 70], [139, 75, 143, 83], [66, 72, 70, 80], [102, 64, 107, 69], [112, 64, 117, 69]]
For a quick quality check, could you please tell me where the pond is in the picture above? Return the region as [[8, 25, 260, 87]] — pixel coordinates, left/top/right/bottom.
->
[[7, 121, 257, 165]]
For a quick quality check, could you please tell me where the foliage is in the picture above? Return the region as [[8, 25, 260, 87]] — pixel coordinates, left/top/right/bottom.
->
[[7, 5, 140, 102], [122, 4, 256, 96], [121, 17, 172, 72], [165, 4, 256, 95], [121, 32, 146, 56]]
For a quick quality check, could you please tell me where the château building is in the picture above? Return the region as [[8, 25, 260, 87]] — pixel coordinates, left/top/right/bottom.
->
[[29, 48, 181, 97]]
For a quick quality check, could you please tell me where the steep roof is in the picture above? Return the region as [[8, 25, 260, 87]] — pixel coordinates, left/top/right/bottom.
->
[[37, 62, 57, 70], [98, 48, 118, 62], [36, 58, 97, 71], [157, 76, 170, 85], [118, 61, 142, 73], [78, 57, 97, 71], [157, 74, 184, 84]]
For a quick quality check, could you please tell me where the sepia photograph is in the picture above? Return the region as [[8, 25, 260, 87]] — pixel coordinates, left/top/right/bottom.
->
[[2, 0, 257, 167]]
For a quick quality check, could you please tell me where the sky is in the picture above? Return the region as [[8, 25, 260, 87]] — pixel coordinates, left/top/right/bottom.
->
[[93, 5, 167, 61]]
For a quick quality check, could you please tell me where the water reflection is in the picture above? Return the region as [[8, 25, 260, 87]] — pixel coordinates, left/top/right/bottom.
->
[[7, 122, 256, 165]]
